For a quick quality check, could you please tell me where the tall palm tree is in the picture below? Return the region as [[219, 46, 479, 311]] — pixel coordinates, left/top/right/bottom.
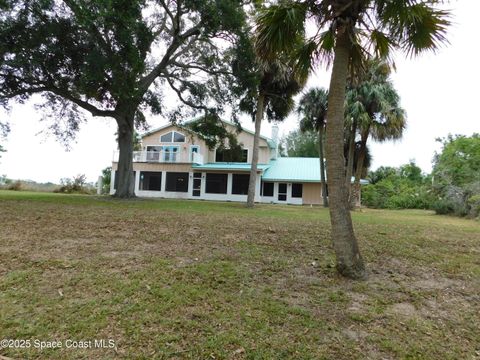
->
[[244, 61, 304, 207], [297, 88, 329, 207], [256, 0, 450, 279], [345, 60, 406, 206], [232, 30, 305, 208]]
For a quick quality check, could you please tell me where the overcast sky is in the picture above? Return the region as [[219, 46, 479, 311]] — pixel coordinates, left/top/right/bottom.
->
[[1, 0, 478, 184]]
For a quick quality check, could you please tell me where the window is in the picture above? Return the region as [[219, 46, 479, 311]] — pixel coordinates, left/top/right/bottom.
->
[[173, 132, 185, 142], [166, 172, 189, 192], [278, 183, 287, 201], [206, 173, 228, 194], [190, 145, 200, 162], [261, 182, 274, 197], [160, 132, 172, 142], [215, 148, 248, 163], [232, 174, 250, 195], [292, 183, 303, 198], [163, 146, 179, 162], [146, 146, 162, 161], [241, 149, 248, 162], [140, 172, 162, 191], [160, 131, 185, 143]]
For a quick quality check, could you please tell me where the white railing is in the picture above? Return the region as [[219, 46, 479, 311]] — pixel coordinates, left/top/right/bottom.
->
[[113, 150, 204, 164]]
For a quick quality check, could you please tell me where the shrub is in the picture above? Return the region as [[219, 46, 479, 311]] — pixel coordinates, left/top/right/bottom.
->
[[7, 180, 22, 191], [432, 199, 455, 215], [467, 194, 480, 219], [54, 174, 94, 194]]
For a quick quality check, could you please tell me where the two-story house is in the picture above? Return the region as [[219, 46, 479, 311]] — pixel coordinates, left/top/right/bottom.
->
[[110, 119, 366, 205]]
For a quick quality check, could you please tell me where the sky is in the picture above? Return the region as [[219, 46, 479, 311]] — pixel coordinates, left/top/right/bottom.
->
[[1, 0, 479, 184]]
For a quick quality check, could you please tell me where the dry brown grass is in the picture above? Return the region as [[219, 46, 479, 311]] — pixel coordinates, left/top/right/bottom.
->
[[0, 191, 479, 359]]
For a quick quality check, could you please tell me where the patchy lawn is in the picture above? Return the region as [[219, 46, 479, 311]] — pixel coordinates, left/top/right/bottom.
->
[[0, 191, 479, 359]]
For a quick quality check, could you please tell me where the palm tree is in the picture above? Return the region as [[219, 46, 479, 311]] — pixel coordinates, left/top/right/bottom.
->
[[256, 1, 450, 279], [297, 88, 329, 207], [345, 60, 406, 206], [232, 32, 305, 208]]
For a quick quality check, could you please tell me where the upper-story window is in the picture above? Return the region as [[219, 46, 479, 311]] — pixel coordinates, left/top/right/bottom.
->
[[160, 131, 185, 143], [215, 148, 248, 163]]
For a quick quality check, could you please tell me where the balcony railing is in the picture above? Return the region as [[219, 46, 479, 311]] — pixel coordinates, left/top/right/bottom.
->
[[113, 150, 204, 164]]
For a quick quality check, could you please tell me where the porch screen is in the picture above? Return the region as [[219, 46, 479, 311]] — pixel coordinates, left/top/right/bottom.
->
[[261, 182, 274, 197], [140, 171, 162, 191], [232, 174, 249, 195], [292, 183, 303, 198], [205, 173, 228, 194], [165, 172, 189, 192]]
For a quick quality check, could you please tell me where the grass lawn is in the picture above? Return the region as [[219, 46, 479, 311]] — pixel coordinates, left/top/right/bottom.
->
[[0, 190, 479, 359]]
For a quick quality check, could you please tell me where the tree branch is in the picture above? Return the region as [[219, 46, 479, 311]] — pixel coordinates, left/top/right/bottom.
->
[[138, 25, 201, 92], [165, 76, 208, 110]]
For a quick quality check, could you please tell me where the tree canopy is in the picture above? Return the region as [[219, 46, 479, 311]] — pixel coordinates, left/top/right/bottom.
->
[[0, 0, 249, 197]]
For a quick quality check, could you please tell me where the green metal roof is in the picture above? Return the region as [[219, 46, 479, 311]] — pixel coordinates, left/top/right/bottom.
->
[[263, 158, 321, 182], [262, 157, 369, 184], [192, 162, 270, 171]]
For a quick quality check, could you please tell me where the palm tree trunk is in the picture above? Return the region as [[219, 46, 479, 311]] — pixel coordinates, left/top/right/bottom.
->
[[324, 27, 366, 280], [345, 118, 357, 200], [351, 129, 369, 208], [246, 92, 265, 208], [115, 111, 136, 198], [318, 126, 328, 207]]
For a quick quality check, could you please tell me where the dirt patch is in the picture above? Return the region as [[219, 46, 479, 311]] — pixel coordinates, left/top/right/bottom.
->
[[387, 302, 418, 317]]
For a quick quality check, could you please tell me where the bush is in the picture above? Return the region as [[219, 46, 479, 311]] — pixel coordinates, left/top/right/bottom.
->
[[7, 180, 22, 191], [54, 174, 94, 194], [467, 194, 480, 219], [362, 161, 437, 210], [432, 199, 455, 215]]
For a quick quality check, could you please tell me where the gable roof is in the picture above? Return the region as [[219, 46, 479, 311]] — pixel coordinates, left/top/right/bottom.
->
[[140, 118, 276, 149]]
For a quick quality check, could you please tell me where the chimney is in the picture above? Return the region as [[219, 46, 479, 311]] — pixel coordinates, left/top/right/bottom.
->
[[271, 124, 279, 159]]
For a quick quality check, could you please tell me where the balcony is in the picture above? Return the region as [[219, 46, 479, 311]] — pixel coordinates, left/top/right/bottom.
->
[[113, 150, 204, 164]]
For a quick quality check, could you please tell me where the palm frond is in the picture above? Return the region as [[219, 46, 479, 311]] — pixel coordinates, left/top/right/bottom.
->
[[376, 0, 451, 55], [255, 1, 308, 61]]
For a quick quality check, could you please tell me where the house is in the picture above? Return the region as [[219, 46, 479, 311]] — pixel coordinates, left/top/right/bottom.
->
[[110, 119, 366, 205]]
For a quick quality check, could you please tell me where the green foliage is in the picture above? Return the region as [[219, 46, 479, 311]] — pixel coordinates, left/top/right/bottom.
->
[[101, 167, 112, 195], [185, 114, 243, 155], [0, 0, 250, 195], [282, 129, 319, 158], [433, 134, 480, 187], [432, 134, 480, 218], [297, 87, 328, 133], [363, 161, 435, 210], [255, 1, 450, 71]]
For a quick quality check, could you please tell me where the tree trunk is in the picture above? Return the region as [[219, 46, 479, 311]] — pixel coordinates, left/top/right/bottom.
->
[[324, 27, 366, 280], [318, 125, 328, 207], [351, 129, 369, 208], [114, 112, 136, 198], [345, 119, 357, 202], [246, 93, 265, 208]]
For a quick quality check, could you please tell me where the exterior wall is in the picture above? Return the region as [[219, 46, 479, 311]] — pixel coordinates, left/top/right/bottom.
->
[[221, 123, 272, 163], [110, 166, 262, 202], [140, 122, 274, 164], [141, 124, 209, 163], [259, 182, 303, 205], [302, 183, 323, 205]]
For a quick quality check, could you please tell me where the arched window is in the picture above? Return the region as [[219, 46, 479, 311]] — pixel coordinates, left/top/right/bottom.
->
[[160, 131, 185, 143]]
